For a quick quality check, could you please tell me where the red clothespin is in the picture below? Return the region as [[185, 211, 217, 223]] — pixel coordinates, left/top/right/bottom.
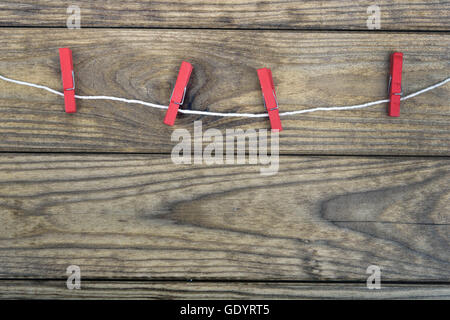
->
[[164, 61, 193, 126], [257, 68, 282, 132], [59, 48, 76, 113], [388, 52, 403, 117]]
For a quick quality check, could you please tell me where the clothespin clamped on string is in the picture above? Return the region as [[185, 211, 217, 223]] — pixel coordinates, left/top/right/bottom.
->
[[164, 61, 193, 126], [59, 48, 76, 113], [388, 52, 403, 117], [257, 68, 282, 132]]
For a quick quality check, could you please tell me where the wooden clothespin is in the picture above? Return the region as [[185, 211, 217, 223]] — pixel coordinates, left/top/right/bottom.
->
[[59, 48, 76, 113], [388, 52, 403, 117], [257, 68, 282, 132], [163, 61, 193, 126]]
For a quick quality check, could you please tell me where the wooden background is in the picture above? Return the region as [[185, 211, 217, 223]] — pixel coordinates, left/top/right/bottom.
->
[[0, 1, 449, 299]]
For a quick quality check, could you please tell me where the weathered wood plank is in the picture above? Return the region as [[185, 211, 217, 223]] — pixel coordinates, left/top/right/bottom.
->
[[0, 154, 448, 281], [0, 1, 449, 30], [1, 280, 449, 300], [0, 29, 448, 155]]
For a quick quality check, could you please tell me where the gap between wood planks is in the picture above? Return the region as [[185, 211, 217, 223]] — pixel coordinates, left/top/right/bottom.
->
[[1, 151, 450, 158], [1, 25, 450, 33], [1, 278, 450, 285]]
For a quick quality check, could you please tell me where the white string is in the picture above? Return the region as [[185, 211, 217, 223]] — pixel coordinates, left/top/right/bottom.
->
[[0, 74, 448, 118]]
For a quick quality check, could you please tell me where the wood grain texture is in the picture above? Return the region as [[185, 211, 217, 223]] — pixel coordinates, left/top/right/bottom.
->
[[0, 1, 449, 30], [0, 29, 449, 155], [1, 280, 449, 300], [0, 154, 448, 281]]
